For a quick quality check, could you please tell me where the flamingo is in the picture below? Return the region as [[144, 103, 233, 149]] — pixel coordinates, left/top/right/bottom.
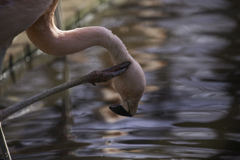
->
[[0, 0, 146, 117]]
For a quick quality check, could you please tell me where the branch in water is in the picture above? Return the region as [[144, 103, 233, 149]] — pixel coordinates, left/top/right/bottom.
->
[[0, 62, 131, 122]]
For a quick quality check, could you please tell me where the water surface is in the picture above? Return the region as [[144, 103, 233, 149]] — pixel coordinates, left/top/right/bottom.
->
[[1, 0, 240, 159]]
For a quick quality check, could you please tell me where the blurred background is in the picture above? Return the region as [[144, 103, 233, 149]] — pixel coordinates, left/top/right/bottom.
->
[[0, 0, 240, 159]]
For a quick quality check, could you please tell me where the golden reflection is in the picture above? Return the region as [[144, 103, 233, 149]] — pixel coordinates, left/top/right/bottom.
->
[[145, 85, 159, 93], [67, 52, 87, 63], [103, 148, 144, 155], [6, 96, 21, 102], [133, 24, 166, 43], [129, 149, 143, 153], [139, 0, 161, 7], [102, 148, 124, 154], [119, 26, 129, 33], [138, 10, 165, 19], [102, 130, 128, 139], [97, 106, 126, 123], [101, 88, 120, 102], [131, 51, 167, 72]]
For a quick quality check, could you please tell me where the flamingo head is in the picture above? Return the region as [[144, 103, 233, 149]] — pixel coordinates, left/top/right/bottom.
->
[[109, 60, 146, 117]]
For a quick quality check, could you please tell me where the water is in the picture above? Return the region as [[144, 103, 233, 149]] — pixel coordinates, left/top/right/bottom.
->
[[1, 0, 240, 159]]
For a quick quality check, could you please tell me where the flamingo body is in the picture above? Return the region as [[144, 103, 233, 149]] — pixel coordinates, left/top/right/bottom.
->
[[0, 0, 52, 49]]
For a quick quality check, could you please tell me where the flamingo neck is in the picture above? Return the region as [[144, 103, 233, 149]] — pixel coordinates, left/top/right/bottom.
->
[[95, 27, 133, 64], [26, 0, 132, 64]]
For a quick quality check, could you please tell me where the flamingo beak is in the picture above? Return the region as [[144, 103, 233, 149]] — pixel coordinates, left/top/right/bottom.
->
[[109, 104, 132, 117]]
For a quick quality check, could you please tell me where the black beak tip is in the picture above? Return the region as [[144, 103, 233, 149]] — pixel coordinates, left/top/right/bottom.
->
[[109, 105, 132, 117]]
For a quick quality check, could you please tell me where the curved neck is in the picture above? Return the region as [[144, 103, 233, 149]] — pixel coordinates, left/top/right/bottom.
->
[[26, 0, 132, 64]]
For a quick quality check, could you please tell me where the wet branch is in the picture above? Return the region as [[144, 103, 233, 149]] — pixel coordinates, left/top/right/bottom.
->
[[0, 61, 130, 122]]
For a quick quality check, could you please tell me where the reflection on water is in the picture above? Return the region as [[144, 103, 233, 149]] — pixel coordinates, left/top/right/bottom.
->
[[1, 0, 240, 159]]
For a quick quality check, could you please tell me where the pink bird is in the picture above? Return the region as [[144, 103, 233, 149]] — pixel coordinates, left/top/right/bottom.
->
[[0, 0, 146, 117]]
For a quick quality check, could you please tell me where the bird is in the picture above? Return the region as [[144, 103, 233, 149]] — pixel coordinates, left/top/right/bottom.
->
[[0, 0, 146, 117]]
